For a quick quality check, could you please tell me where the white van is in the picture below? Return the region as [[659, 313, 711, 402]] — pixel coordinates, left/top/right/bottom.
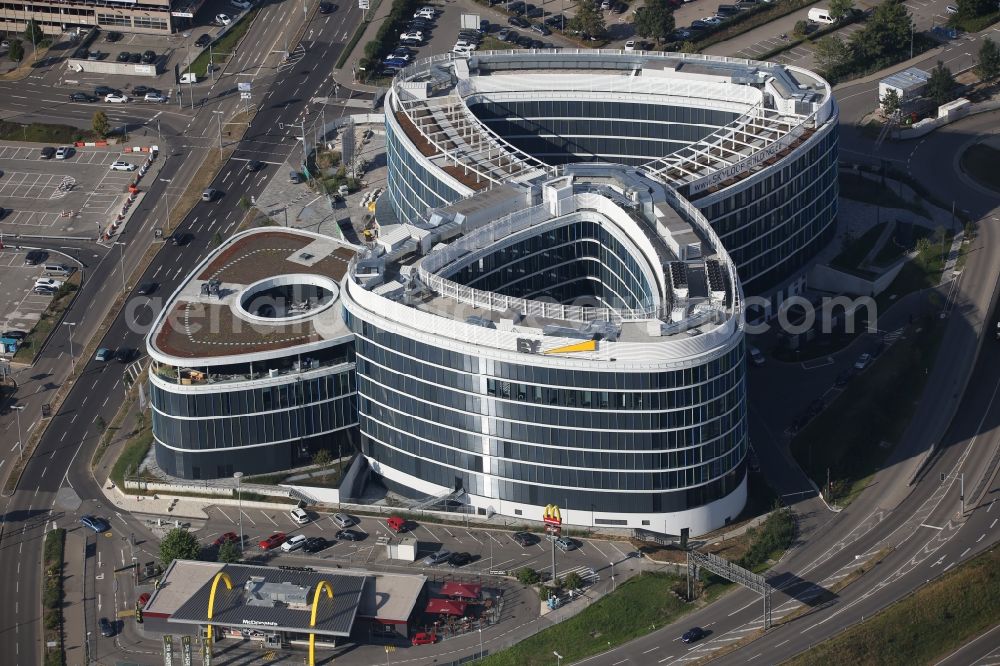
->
[[43, 264, 74, 276], [807, 7, 835, 23], [179, 72, 198, 84], [290, 507, 310, 524]]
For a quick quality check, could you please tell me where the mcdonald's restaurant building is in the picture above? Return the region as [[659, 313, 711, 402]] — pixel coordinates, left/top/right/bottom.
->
[[142, 561, 428, 649]]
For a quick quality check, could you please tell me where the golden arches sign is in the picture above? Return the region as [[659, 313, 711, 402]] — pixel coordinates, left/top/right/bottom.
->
[[206, 571, 233, 642], [309, 580, 334, 666], [543, 504, 562, 525]]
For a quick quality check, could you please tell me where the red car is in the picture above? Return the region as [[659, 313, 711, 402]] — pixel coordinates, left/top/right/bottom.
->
[[213, 531, 239, 547], [386, 516, 406, 533], [258, 532, 286, 550], [411, 632, 437, 646]]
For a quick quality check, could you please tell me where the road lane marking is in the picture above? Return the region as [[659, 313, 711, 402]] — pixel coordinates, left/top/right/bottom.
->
[[919, 523, 943, 530]]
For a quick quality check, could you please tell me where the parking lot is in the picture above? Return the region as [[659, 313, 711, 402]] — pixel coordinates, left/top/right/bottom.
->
[[0, 143, 148, 237], [200, 507, 643, 587], [0, 248, 71, 335]]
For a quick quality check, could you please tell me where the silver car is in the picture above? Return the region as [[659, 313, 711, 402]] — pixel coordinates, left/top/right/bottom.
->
[[423, 549, 452, 565], [332, 513, 354, 528]]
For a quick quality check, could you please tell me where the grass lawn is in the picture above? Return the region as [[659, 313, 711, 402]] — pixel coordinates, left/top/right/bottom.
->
[[790, 316, 946, 505], [0, 119, 94, 144], [787, 546, 1000, 666], [187, 10, 259, 78], [872, 222, 933, 266], [480, 36, 515, 51], [12, 274, 81, 364], [110, 426, 153, 489], [477, 572, 689, 666], [838, 171, 927, 217], [832, 222, 886, 271], [876, 230, 952, 312], [960, 143, 1000, 193]]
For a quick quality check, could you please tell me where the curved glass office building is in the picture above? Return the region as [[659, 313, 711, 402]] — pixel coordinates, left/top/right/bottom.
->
[[384, 51, 838, 296], [145, 229, 359, 479], [344, 168, 748, 534]]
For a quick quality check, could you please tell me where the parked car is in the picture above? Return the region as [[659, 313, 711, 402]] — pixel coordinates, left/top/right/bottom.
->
[[682, 626, 706, 643], [105, 31, 123, 42], [854, 352, 871, 370], [400, 30, 424, 41], [554, 537, 576, 552], [531, 23, 551, 35], [508, 15, 529, 28], [213, 531, 240, 547], [141, 50, 157, 64], [215, 13, 233, 25], [145, 92, 167, 103], [945, 4, 958, 12], [94, 348, 113, 362], [624, 39, 635, 50], [258, 532, 286, 550], [87, 51, 103, 61], [105, 92, 129, 103], [512, 531, 536, 546], [335, 529, 364, 542], [290, 507, 310, 524], [94, 86, 120, 96], [99, 617, 115, 637], [195, 34, 212, 47], [303, 536, 330, 553], [386, 516, 407, 532], [231, 0, 251, 8], [35, 277, 64, 289], [33, 285, 57, 295], [1, 330, 27, 341], [280, 534, 307, 552], [40, 146, 56, 159], [55, 146, 72, 160], [116, 51, 131, 63], [411, 632, 437, 646], [525, 4, 544, 17], [110, 161, 137, 171], [128, 52, 142, 63], [452, 44, 475, 55], [24, 250, 48, 265], [69, 92, 97, 102], [423, 549, 452, 565], [80, 515, 111, 532], [332, 513, 354, 528], [448, 552, 472, 567]]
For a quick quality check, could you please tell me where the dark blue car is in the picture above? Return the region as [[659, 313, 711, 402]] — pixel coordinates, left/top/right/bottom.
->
[[80, 515, 111, 533]]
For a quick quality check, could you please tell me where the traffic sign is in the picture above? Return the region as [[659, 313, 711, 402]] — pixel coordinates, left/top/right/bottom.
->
[[237, 81, 251, 92], [358, 0, 369, 7], [240, 92, 252, 99]]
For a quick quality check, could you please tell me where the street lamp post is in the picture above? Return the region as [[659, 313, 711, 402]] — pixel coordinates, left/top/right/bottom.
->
[[213, 110, 225, 157], [941, 472, 965, 515], [112, 241, 126, 293], [13, 405, 25, 459], [553, 651, 563, 666], [234, 471, 244, 550], [63, 321, 76, 372], [610, 561, 615, 592], [478, 627, 483, 658]]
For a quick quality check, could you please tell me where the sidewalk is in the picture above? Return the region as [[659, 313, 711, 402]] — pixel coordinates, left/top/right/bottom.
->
[[336, 0, 395, 91]]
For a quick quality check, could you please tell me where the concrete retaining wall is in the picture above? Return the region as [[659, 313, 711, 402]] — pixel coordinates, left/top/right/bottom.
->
[[808, 258, 906, 296], [65, 59, 158, 77]]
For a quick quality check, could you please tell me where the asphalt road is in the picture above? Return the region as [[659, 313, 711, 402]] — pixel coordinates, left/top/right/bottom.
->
[[0, 3, 365, 664]]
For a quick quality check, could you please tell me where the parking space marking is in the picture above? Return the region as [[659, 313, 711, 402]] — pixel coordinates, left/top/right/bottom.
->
[[463, 529, 483, 545], [261, 511, 279, 526], [216, 507, 234, 523], [418, 523, 439, 542], [606, 540, 629, 558], [0, 210, 61, 229], [0, 172, 68, 200], [240, 510, 257, 526]]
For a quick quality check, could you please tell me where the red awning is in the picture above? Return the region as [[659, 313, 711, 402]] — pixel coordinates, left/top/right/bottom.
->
[[425, 599, 469, 616], [440, 582, 482, 599]]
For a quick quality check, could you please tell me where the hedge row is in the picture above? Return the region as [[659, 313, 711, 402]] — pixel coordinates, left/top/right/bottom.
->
[[43, 528, 66, 666], [358, 0, 420, 79]]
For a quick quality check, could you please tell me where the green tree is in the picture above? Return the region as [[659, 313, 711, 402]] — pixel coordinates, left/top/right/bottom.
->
[[926, 60, 956, 105], [94, 414, 107, 434], [24, 19, 43, 45], [633, 0, 675, 41], [975, 36, 1000, 81], [238, 194, 252, 210], [8, 39, 23, 62], [849, 1, 912, 65], [956, 0, 995, 19], [312, 448, 333, 466], [814, 36, 851, 75], [828, 0, 854, 20], [212, 231, 223, 247], [217, 539, 240, 564], [793, 20, 809, 38], [569, 0, 606, 39], [92, 111, 109, 138], [159, 528, 201, 566], [880, 88, 901, 116], [563, 571, 584, 590], [516, 567, 541, 585]]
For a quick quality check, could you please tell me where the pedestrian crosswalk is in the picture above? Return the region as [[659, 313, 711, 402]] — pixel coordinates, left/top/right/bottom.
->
[[559, 565, 599, 585]]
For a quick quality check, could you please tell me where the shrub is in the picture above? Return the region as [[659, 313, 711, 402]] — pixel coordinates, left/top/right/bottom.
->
[[516, 567, 541, 585]]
